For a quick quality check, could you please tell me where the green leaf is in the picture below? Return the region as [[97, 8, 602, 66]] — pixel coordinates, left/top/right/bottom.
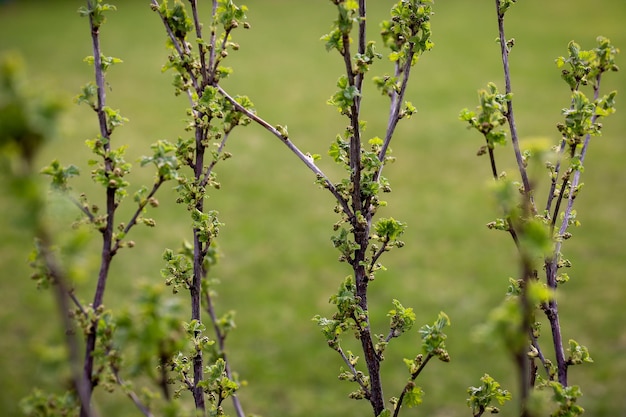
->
[[404, 385, 424, 408], [374, 217, 406, 242], [40, 160, 80, 192], [498, 0, 518, 15], [419, 312, 451, 361]]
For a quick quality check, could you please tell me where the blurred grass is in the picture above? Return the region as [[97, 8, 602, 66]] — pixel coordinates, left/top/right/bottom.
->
[[1, 1, 626, 416]]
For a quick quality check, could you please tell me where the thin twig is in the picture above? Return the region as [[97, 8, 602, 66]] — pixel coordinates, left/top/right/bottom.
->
[[336, 345, 371, 399], [211, 27, 233, 78], [111, 362, 154, 417], [544, 139, 567, 216], [207, 0, 218, 81], [200, 131, 231, 189], [530, 330, 553, 379], [68, 195, 96, 223], [111, 179, 165, 254], [214, 85, 353, 219], [188, 0, 209, 86], [356, 0, 367, 93], [368, 241, 389, 275], [377, 41, 415, 181], [392, 354, 433, 417], [203, 291, 246, 417]]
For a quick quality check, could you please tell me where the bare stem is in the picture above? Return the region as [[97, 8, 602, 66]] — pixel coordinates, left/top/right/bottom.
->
[[214, 85, 353, 220]]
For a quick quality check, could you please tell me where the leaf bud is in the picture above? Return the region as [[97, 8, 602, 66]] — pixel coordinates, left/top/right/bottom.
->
[[220, 50, 228, 58]]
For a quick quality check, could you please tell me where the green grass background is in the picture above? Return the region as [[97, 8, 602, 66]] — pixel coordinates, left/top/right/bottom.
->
[[1, 1, 626, 416]]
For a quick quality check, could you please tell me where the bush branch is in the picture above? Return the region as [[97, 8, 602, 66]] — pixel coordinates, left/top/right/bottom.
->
[[203, 291, 245, 417], [392, 354, 433, 417], [82, 3, 117, 414], [112, 178, 165, 253], [377, 41, 415, 181], [495, 0, 535, 213], [214, 85, 353, 219]]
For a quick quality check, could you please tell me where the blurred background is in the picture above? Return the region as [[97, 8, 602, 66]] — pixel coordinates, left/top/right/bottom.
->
[[1, 1, 625, 416]]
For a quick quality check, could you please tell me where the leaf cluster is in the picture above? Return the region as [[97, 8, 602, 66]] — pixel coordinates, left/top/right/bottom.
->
[[467, 374, 512, 417], [459, 82, 511, 151], [381, 0, 434, 65]]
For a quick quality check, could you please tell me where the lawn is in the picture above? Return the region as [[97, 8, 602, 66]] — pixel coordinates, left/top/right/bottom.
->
[[1, 1, 626, 416]]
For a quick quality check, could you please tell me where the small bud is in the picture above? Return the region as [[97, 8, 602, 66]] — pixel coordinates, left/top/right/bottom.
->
[[127, 240, 135, 248], [220, 50, 228, 58]]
